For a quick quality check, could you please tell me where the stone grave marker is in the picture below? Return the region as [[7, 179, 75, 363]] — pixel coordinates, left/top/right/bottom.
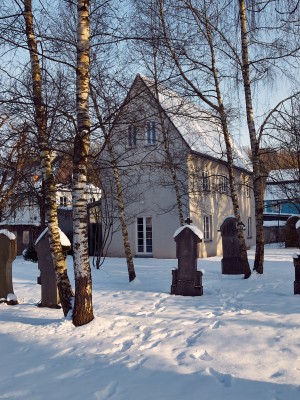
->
[[292, 252, 300, 295], [285, 216, 300, 248], [35, 227, 71, 308], [0, 229, 17, 305], [171, 218, 203, 296], [220, 216, 244, 275], [297, 220, 300, 249]]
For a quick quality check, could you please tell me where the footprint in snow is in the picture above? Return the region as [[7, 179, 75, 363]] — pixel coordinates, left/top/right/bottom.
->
[[210, 320, 221, 330], [15, 364, 46, 377], [56, 368, 85, 380], [139, 326, 152, 341], [140, 340, 161, 350], [207, 367, 232, 387], [94, 381, 117, 400], [50, 347, 73, 359], [190, 350, 213, 361], [112, 338, 134, 352], [270, 371, 284, 379], [186, 328, 204, 346], [176, 351, 187, 365]]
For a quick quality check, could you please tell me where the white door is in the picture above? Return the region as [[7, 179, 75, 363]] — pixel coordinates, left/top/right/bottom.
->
[[137, 217, 153, 255]]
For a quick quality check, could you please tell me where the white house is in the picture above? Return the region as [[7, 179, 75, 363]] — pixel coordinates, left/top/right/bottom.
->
[[102, 75, 255, 259], [0, 182, 101, 254]]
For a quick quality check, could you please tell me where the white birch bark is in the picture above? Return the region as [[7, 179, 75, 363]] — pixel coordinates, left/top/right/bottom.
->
[[90, 87, 136, 281], [23, 0, 74, 315], [159, 0, 251, 278], [239, 0, 264, 274], [72, 0, 94, 326]]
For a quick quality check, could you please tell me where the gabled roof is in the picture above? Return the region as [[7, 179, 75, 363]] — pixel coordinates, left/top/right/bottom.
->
[[134, 75, 252, 172]]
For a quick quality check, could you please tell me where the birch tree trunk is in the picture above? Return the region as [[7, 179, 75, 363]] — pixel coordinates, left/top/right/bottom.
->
[[107, 138, 136, 281], [152, 73, 185, 226], [239, 0, 264, 274], [90, 87, 136, 281], [72, 0, 94, 326], [23, 0, 74, 315], [204, 6, 251, 279], [159, 0, 251, 278]]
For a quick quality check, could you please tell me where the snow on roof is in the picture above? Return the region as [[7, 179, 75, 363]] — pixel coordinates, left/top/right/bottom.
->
[[292, 252, 300, 259], [296, 220, 300, 230], [35, 227, 71, 247], [173, 224, 203, 240], [263, 220, 286, 227], [267, 169, 299, 182], [264, 186, 282, 201], [140, 75, 252, 172], [0, 229, 16, 240], [56, 183, 101, 203]]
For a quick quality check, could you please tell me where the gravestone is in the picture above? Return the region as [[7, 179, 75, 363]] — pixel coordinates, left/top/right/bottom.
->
[[297, 220, 300, 248], [35, 227, 71, 308], [292, 253, 300, 295], [171, 218, 203, 296], [220, 216, 244, 275], [0, 229, 17, 305], [285, 216, 300, 248]]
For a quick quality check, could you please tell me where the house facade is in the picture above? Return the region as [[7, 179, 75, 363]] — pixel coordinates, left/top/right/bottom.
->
[[102, 75, 256, 259], [0, 184, 101, 255]]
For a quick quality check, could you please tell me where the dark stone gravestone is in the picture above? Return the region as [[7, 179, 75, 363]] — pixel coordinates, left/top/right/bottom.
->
[[285, 216, 300, 248], [35, 227, 71, 308], [220, 216, 244, 275], [297, 220, 300, 249], [292, 253, 300, 295], [171, 218, 203, 296], [0, 229, 18, 305]]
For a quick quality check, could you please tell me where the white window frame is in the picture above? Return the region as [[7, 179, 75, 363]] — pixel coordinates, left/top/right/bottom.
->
[[203, 215, 212, 241], [220, 175, 228, 193], [60, 196, 67, 207], [247, 217, 252, 238], [128, 125, 137, 147], [245, 176, 250, 197], [146, 121, 157, 145], [202, 170, 210, 192], [136, 216, 153, 255], [23, 230, 30, 245]]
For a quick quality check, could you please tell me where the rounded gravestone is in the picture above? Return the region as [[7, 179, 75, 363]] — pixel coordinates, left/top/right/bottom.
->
[[35, 227, 71, 308], [171, 219, 203, 296], [285, 216, 300, 248], [296, 219, 300, 249], [0, 229, 17, 305], [220, 216, 244, 275]]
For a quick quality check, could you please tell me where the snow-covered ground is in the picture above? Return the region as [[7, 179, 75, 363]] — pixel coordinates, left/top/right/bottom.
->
[[1, 245, 300, 400]]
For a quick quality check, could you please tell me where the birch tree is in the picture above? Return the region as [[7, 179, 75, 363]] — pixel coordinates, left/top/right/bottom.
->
[[130, 2, 185, 226], [151, 0, 252, 278], [23, 0, 74, 315], [238, 0, 265, 273], [90, 84, 136, 281], [72, 0, 94, 326], [237, 0, 300, 273]]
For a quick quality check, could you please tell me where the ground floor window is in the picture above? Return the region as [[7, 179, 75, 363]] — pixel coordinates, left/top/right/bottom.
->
[[23, 230, 30, 245], [60, 196, 68, 207], [203, 215, 212, 241], [137, 217, 153, 254], [247, 216, 252, 238]]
